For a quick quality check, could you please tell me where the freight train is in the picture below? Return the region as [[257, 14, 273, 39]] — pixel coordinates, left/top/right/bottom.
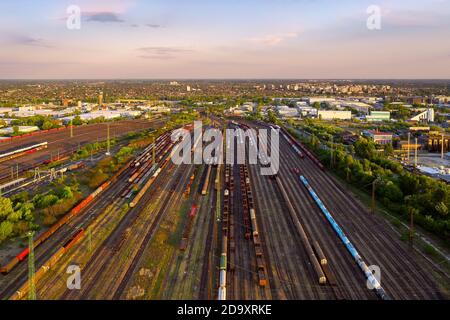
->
[[0, 180, 110, 274], [299, 175, 390, 300], [10, 228, 85, 300], [279, 126, 324, 170]]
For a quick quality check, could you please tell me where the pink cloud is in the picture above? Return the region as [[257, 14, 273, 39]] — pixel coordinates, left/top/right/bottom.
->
[[247, 32, 299, 46]]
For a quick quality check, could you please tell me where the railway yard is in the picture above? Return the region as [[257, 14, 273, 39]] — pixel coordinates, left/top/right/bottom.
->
[[0, 119, 165, 183], [0, 118, 448, 300]]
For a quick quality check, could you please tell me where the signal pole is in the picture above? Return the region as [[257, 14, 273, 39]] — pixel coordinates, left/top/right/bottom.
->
[[28, 231, 36, 300]]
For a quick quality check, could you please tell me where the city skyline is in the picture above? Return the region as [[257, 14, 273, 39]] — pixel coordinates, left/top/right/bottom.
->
[[1, 0, 449, 79]]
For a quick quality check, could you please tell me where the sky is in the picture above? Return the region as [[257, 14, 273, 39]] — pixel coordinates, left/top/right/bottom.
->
[[0, 0, 449, 79]]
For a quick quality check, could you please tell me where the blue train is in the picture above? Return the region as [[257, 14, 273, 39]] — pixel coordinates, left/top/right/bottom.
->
[[299, 175, 390, 300]]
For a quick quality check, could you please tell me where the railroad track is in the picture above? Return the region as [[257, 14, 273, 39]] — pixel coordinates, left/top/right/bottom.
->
[[292, 142, 446, 299], [112, 164, 193, 299], [0, 119, 165, 183], [0, 163, 134, 299], [273, 121, 445, 299], [60, 155, 181, 299], [199, 167, 218, 299]]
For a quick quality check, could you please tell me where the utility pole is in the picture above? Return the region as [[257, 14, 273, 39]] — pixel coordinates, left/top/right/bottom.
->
[[330, 136, 334, 168], [16, 163, 19, 179], [407, 132, 410, 163], [414, 137, 418, 168], [441, 133, 444, 159], [409, 208, 414, 247], [152, 137, 156, 165], [70, 118, 73, 138], [371, 179, 376, 215], [106, 123, 111, 155], [88, 228, 92, 252], [28, 231, 36, 300], [11, 167, 14, 180]]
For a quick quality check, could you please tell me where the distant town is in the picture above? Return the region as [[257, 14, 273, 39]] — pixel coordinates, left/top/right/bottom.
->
[[1, 80, 449, 181]]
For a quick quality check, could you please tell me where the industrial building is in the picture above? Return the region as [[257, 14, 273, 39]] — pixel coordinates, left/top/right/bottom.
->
[[410, 108, 435, 123], [276, 105, 299, 118], [363, 130, 393, 145], [427, 133, 450, 152], [366, 111, 391, 122], [317, 110, 351, 120], [0, 125, 39, 135]]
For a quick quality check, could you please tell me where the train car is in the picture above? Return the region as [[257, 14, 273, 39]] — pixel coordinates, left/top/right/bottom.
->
[[201, 165, 212, 195], [67, 161, 85, 171], [218, 287, 226, 300], [249, 208, 259, 237], [189, 205, 197, 218], [299, 175, 389, 298], [1, 180, 110, 274], [10, 228, 85, 300], [0, 142, 48, 163]]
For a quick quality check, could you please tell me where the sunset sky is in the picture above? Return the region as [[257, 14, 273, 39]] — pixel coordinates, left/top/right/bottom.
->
[[1, 0, 449, 79]]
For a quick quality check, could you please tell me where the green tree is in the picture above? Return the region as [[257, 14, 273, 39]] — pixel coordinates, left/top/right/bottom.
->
[[12, 125, 20, 135]]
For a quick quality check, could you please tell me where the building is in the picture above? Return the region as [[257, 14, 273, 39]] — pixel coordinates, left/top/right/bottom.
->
[[366, 111, 391, 122], [0, 126, 39, 135], [410, 108, 435, 123], [427, 133, 450, 152], [276, 105, 299, 118], [363, 130, 393, 145], [317, 110, 351, 120], [407, 97, 425, 105], [60, 111, 122, 124], [298, 106, 317, 117], [98, 92, 104, 106], [303, 97, 336, 105]]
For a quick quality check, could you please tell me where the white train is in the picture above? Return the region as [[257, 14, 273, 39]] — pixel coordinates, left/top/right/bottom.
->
[[0, 142, 48, 161]]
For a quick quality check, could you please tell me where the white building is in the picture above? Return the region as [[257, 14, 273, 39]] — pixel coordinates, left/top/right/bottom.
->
[[298, 106, 318, 117], [410, 108, 435, 122], [303, 97, 336, 105], [317, 110, 351, 120], [0, 126, 39, 135], [60, 111, 122, 124], [276, 105, 299, 118]]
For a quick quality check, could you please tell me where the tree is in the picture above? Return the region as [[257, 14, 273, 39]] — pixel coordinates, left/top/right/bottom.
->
[[384, 143, 394, 156], [0, 221, 13, 242], [12, 125, 20, 135], [72, 115, 83, 126], [435, 202, 448, 217], [0, 197, 15, 219]]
